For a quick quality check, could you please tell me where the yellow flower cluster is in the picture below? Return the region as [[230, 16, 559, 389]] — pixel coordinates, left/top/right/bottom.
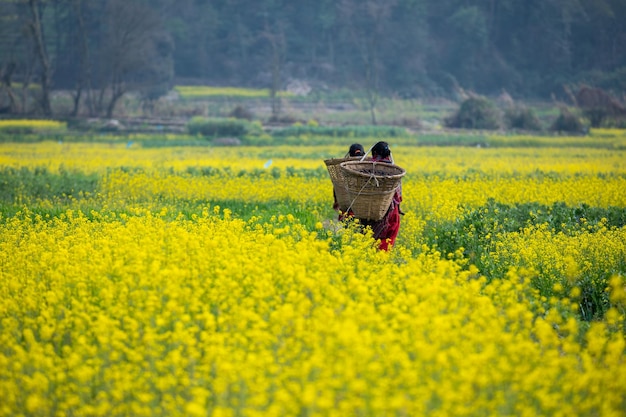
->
[[589, 128, 626, 138], [391, 146, 626, 177], [0, 143, 324, 174], [1, 210, 624, 416], [3, 142, 625, 174], [1, 139, 625, 415], [175, 86, 293, 99], [0, 119, 66, 131], [408, 173, 626, 221], [487, 222, 626, 310], [490, 222, 626, 280], [99, 170, 329, 207], [3, 142, 624, 222]]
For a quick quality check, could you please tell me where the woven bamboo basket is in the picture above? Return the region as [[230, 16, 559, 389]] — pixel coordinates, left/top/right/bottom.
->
[[338, 160, 406, 221], [324, 156, 364, 212]]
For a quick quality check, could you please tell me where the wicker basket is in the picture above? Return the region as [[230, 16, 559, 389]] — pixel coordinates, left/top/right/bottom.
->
[[324, 156, 364, 212], [338, 160, 405, 221]]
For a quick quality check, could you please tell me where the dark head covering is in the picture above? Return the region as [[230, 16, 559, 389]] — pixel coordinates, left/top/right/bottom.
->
[[348, 143, 365, 157], [371, 141, 391, 159]]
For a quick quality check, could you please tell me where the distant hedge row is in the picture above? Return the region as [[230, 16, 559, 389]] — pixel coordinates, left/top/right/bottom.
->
[[186, 117, 411, 140], [187, 117, 263, 137], [270, 124, 410, 138]]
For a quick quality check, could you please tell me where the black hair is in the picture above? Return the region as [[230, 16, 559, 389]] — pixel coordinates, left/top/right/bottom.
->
[[348, 143, 365, 157], [371, 141, 391, 158]]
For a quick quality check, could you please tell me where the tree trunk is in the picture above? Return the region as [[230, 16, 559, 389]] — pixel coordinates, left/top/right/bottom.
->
[[364, 41, 379, 125], [262, 18, 285, 121], [1, 63, 19, 113], [270, 45, 281, 119], [366, 84, 378, 125], [71, 0, 94, 117], [71, 87, 82, 117], [106, 81, 125, 118], [106, 96, 119, 119], [28, 0, 52, 116], [3, 87, 19, 113], [20, 64, 34, 114], [96, 86, 106, 116], [368, 100, 378, 125]]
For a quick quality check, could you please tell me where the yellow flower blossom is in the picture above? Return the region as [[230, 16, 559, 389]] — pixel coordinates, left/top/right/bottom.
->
[[0, 141, 625, 416]]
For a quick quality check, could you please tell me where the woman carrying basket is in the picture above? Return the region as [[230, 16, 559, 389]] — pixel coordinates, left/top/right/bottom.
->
[[333, 143, 365, 215], [360, 141, 403, 251]]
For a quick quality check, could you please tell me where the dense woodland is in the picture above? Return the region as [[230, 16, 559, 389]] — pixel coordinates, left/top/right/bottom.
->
[[1, 0, 625, 117]]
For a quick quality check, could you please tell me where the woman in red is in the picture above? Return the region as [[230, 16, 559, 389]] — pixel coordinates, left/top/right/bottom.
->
[[361, 141, 403, 251]]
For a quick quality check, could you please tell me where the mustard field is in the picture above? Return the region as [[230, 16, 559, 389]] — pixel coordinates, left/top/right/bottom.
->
[[174, 86, 294, 99], [0, 120, 66, 133], [1, 138, 625, 416]]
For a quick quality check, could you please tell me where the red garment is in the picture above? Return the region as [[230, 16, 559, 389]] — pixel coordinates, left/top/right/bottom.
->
[[334, 155, 403, 250], [361, 189, 402, 251]]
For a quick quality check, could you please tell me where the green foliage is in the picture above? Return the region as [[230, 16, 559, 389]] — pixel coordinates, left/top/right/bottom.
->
[[423, 198, 626, 321], [271, 124, 410, 138], [2, 0, 625, 119], [187, 117, 263, 137], [417, 133, 489, 147], [0, 167, 99, 204], [504, 106, 543, 131], [229, 105, 255, 120], [428, 200, 626, 256], [444, 97, 501, 130], [550, 108, 586, 133], [0, 126, 37, 134]]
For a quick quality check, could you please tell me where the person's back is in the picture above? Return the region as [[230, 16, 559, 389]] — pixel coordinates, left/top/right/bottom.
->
[[363, 141, 402, 250], [371, 141, 392, 163], [333, 143, 365, 215]]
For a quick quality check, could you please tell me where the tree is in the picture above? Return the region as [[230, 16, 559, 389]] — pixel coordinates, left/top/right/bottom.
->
[[137, 32, 175, 116], [575, 85, 626, 127], [444, 96, 501, 130], [0, 63, 19, 113], [260, 12, 287, 120], [338, 0, 398, 124], [0, 0, 48, 114], [27, 0, 53, 115], [94, 0, 172, 118], [161, 0, 219, 80], [68, 0, 94, 116]]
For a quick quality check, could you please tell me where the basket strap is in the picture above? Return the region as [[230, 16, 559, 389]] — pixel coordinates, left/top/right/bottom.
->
[[370, 163, 381, 187], [360, 144, 374, 162]]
